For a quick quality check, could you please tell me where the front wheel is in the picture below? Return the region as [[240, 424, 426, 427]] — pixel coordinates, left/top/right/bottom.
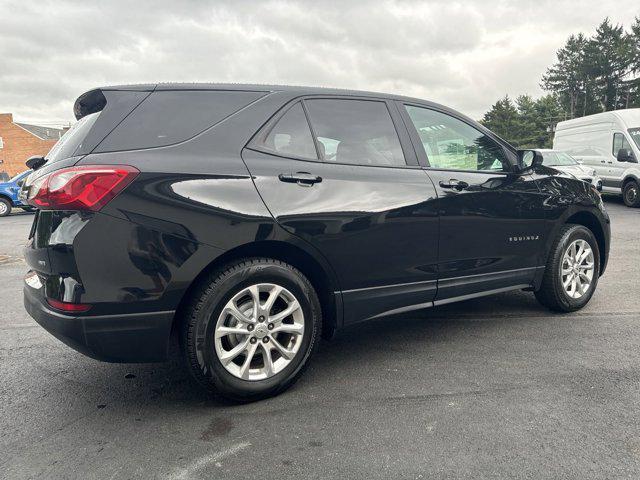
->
[[181, 258, 322, 402], [623, 181, 640, 207], [535, 225, 600, 312], [0, 198, 11, 217]]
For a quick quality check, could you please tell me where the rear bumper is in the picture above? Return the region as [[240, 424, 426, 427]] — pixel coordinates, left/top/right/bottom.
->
[[24, 283, 175, 363]]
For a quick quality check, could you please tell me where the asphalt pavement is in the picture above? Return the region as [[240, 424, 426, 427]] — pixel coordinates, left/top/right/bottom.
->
[[1, 198, 640, 479]]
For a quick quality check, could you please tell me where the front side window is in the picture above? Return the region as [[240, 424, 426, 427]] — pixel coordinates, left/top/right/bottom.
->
[[404, 105, 508, 172], [261, 102, 317, 160], [304, 99, 406, 167], [613, 132, 632, 156], [626, 129, 640, 150]]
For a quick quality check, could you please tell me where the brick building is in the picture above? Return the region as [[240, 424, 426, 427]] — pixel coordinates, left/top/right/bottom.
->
[[0, 113, 66, 178]]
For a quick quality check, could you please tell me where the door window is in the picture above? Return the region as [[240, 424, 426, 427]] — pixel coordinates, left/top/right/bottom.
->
[[613, 132, 632, 157], [261, 102, 318, 160], [404, 105, 508, 172], [304, 99, 406, 166], [629, 128, 640, 150]]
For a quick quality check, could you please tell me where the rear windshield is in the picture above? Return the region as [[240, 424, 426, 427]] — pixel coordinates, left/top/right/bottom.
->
[[629, 128, 640, 150], [542, 151, 577, 166], [45, 112, 100, 163]]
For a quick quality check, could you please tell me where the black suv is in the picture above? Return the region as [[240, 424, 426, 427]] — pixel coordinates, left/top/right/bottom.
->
[[22, 84, 610, 401]]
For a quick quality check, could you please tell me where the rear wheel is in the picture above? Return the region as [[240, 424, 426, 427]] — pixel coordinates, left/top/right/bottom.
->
[[623, 180, 640, 207], [535, 225, 600, 312], [0, 198, 11, 217], [181, 258, 321, 402]]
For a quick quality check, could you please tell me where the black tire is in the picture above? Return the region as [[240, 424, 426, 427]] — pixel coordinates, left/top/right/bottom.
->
[[535, 224, 600, 312], [623, 180, 640, 207], [0, 197, 11, 217], [181, 258, 322, 402]]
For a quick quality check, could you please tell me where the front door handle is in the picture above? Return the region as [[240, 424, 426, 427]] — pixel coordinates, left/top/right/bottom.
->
[[278, 172, 323, 186], [439, 179, 469, 191]]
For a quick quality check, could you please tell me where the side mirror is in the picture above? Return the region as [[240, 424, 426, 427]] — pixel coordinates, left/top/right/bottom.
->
[[516, 149, 543, 172], [617, 148, 637, 163], [25, 155, 46, 170]]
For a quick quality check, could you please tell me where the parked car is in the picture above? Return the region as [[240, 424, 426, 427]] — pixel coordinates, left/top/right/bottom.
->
[[0, 170, 33, 216], [553, 108, 640, 206], [22, 84, 610, 401], [535, 149, 602, 191]]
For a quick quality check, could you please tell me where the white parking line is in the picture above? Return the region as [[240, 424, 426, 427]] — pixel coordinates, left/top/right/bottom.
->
[[168, 441, 251, 480]]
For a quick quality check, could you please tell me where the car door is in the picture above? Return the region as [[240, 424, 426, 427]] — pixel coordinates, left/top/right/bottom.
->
[[399, 102, 547, 303], [610, 131, 635, 185], [243, 97, 440, 324]]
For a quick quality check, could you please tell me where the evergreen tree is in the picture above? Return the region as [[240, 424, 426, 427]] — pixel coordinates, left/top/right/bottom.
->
[[627, 17, 640, 108], [480, 96, 519, 144], [585, 18, 633, 111], [541, 34, 588, 118], [483, 17, 640, 148]]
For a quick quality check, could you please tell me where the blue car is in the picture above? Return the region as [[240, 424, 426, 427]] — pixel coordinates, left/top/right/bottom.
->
[[0, 170, 33, 217]]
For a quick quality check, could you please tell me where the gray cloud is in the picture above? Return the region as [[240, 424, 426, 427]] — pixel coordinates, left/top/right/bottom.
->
[[0, 0, 637, 126]]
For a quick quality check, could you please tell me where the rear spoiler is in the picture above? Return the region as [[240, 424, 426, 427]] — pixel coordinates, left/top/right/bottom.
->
[[73, 89, 107, 120], [68, 85, 156, 156]]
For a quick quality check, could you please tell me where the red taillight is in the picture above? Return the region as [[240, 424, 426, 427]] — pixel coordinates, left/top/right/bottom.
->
[[28, 165, 139, 211], [46, 298, 92, 312]]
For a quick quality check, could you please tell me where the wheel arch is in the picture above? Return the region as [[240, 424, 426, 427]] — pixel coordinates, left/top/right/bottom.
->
[[622, 174, 640, 188], [0, 193, 13, 206], [172, 240, 341, 341], [565, 210, 607, 275]]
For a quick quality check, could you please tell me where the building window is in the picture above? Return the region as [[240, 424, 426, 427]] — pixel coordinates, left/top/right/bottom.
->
[[0, 137, 4, 149]]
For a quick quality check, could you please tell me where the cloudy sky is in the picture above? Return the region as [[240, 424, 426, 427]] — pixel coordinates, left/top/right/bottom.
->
[[0, 0, 637, 127]]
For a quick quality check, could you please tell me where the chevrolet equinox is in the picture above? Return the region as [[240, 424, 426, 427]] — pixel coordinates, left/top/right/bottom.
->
[[21, 84, 610, 401]]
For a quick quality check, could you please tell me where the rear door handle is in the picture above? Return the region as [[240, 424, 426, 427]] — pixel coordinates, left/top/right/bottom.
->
[[278, 172, 322, 186], [439, 179, 469, 191]]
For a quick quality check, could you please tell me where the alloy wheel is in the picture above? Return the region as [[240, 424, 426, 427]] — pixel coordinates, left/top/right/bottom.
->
[[0, 202, 8, 215], [214, 283, 305, 381], [560, 239, 595, 299], [625, 184, 638, 205]]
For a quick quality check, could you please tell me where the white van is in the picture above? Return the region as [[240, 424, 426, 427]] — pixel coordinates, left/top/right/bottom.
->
[[554, 108, 640, 207]]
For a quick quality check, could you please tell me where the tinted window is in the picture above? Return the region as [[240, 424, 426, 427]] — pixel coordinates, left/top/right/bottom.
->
[[405, 105, 508, 171], [613, 132, 632, 156], [261, 102, 317, 160], [304, 99, 406, 166], [97, 90, 264, 152], [46, 112, 100, 163]]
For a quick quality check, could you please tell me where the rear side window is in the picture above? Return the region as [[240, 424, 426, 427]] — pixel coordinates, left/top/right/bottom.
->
[[261, 102, 317, 160], [304, 99, 406, 166], [96, 90, 264, 152], [46, 112, 100, 163]]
